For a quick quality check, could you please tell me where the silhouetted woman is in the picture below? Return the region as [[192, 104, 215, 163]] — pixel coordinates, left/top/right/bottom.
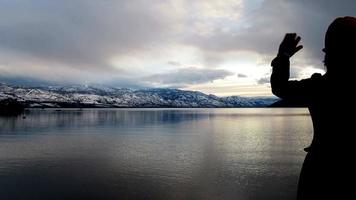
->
[[271, 17, 356, 200]]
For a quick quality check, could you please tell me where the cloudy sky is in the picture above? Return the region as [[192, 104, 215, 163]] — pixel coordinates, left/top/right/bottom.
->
[[0, 0, 355, 96]]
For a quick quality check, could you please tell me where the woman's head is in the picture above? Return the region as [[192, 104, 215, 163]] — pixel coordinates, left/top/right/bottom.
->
[[324, 16, 356, 74]]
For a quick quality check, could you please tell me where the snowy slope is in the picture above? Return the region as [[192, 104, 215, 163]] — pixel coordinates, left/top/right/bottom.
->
[[0, 83, 278, 108]]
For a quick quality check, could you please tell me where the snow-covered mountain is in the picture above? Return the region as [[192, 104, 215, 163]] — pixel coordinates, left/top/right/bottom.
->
[[0, 83, 278, 108]]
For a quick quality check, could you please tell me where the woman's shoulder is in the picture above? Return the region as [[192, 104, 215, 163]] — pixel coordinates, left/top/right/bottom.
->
[[299, 73, 324, 85], [309, 73, 325, 85], [311, 73, 323, 79]]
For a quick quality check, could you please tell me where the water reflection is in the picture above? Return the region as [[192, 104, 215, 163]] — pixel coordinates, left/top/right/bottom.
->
[[0, 108, 312, 200]]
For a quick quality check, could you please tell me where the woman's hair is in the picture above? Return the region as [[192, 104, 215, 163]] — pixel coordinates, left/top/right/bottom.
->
[[324, 16, 356, 73]]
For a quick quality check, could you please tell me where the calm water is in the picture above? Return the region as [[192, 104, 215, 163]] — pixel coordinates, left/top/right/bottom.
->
[[0, 108, 312, 200]]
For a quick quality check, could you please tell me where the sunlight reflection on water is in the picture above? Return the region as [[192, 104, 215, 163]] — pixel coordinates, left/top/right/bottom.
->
[[0, 108, 312, 200]]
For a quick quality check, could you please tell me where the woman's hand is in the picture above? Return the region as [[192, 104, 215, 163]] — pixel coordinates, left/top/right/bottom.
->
[[278, 33, 303, 58]]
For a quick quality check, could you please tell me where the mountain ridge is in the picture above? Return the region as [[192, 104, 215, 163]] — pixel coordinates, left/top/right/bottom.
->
[[0, 83, 278, 108]]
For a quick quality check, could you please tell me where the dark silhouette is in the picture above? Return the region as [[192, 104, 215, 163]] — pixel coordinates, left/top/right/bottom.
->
[[271, 17, 356, 199], [0, 98, 25, 116]]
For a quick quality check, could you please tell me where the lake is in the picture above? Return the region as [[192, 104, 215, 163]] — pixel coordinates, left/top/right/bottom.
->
[[0, 108, 312, 200]]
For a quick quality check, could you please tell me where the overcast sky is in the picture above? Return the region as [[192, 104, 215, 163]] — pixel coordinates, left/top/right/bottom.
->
[[0, 0, 355, 96]]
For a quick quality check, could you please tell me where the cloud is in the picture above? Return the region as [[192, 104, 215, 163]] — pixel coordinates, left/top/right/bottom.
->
[[257, 77, 270, 85], [143, 67, 233, 87], [237, 73, 247, 78], [185, 0, 356, 68], [167, 61, 181, 67], [0, 0, 180, 72], [0, 0, 354, 96]]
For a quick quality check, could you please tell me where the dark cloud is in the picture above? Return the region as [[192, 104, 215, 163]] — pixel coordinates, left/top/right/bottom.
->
[[186, 0, 356, 68], [167, 61, 181, 67], [0, 0, 354, 89], [0, 0, 175, 69], [237, 73, 247, 78], [0, 74, 55, 86], [257, 76, 270, 85], [289, 66, 302, 79], [143, 67, 233, 87]]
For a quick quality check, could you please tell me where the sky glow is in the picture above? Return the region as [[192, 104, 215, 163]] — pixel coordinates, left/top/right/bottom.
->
[[0, 0, 355, 96]]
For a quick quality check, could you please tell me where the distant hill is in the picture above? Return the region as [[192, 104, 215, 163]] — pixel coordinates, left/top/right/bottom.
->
[[0, 83, 278, 108]]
